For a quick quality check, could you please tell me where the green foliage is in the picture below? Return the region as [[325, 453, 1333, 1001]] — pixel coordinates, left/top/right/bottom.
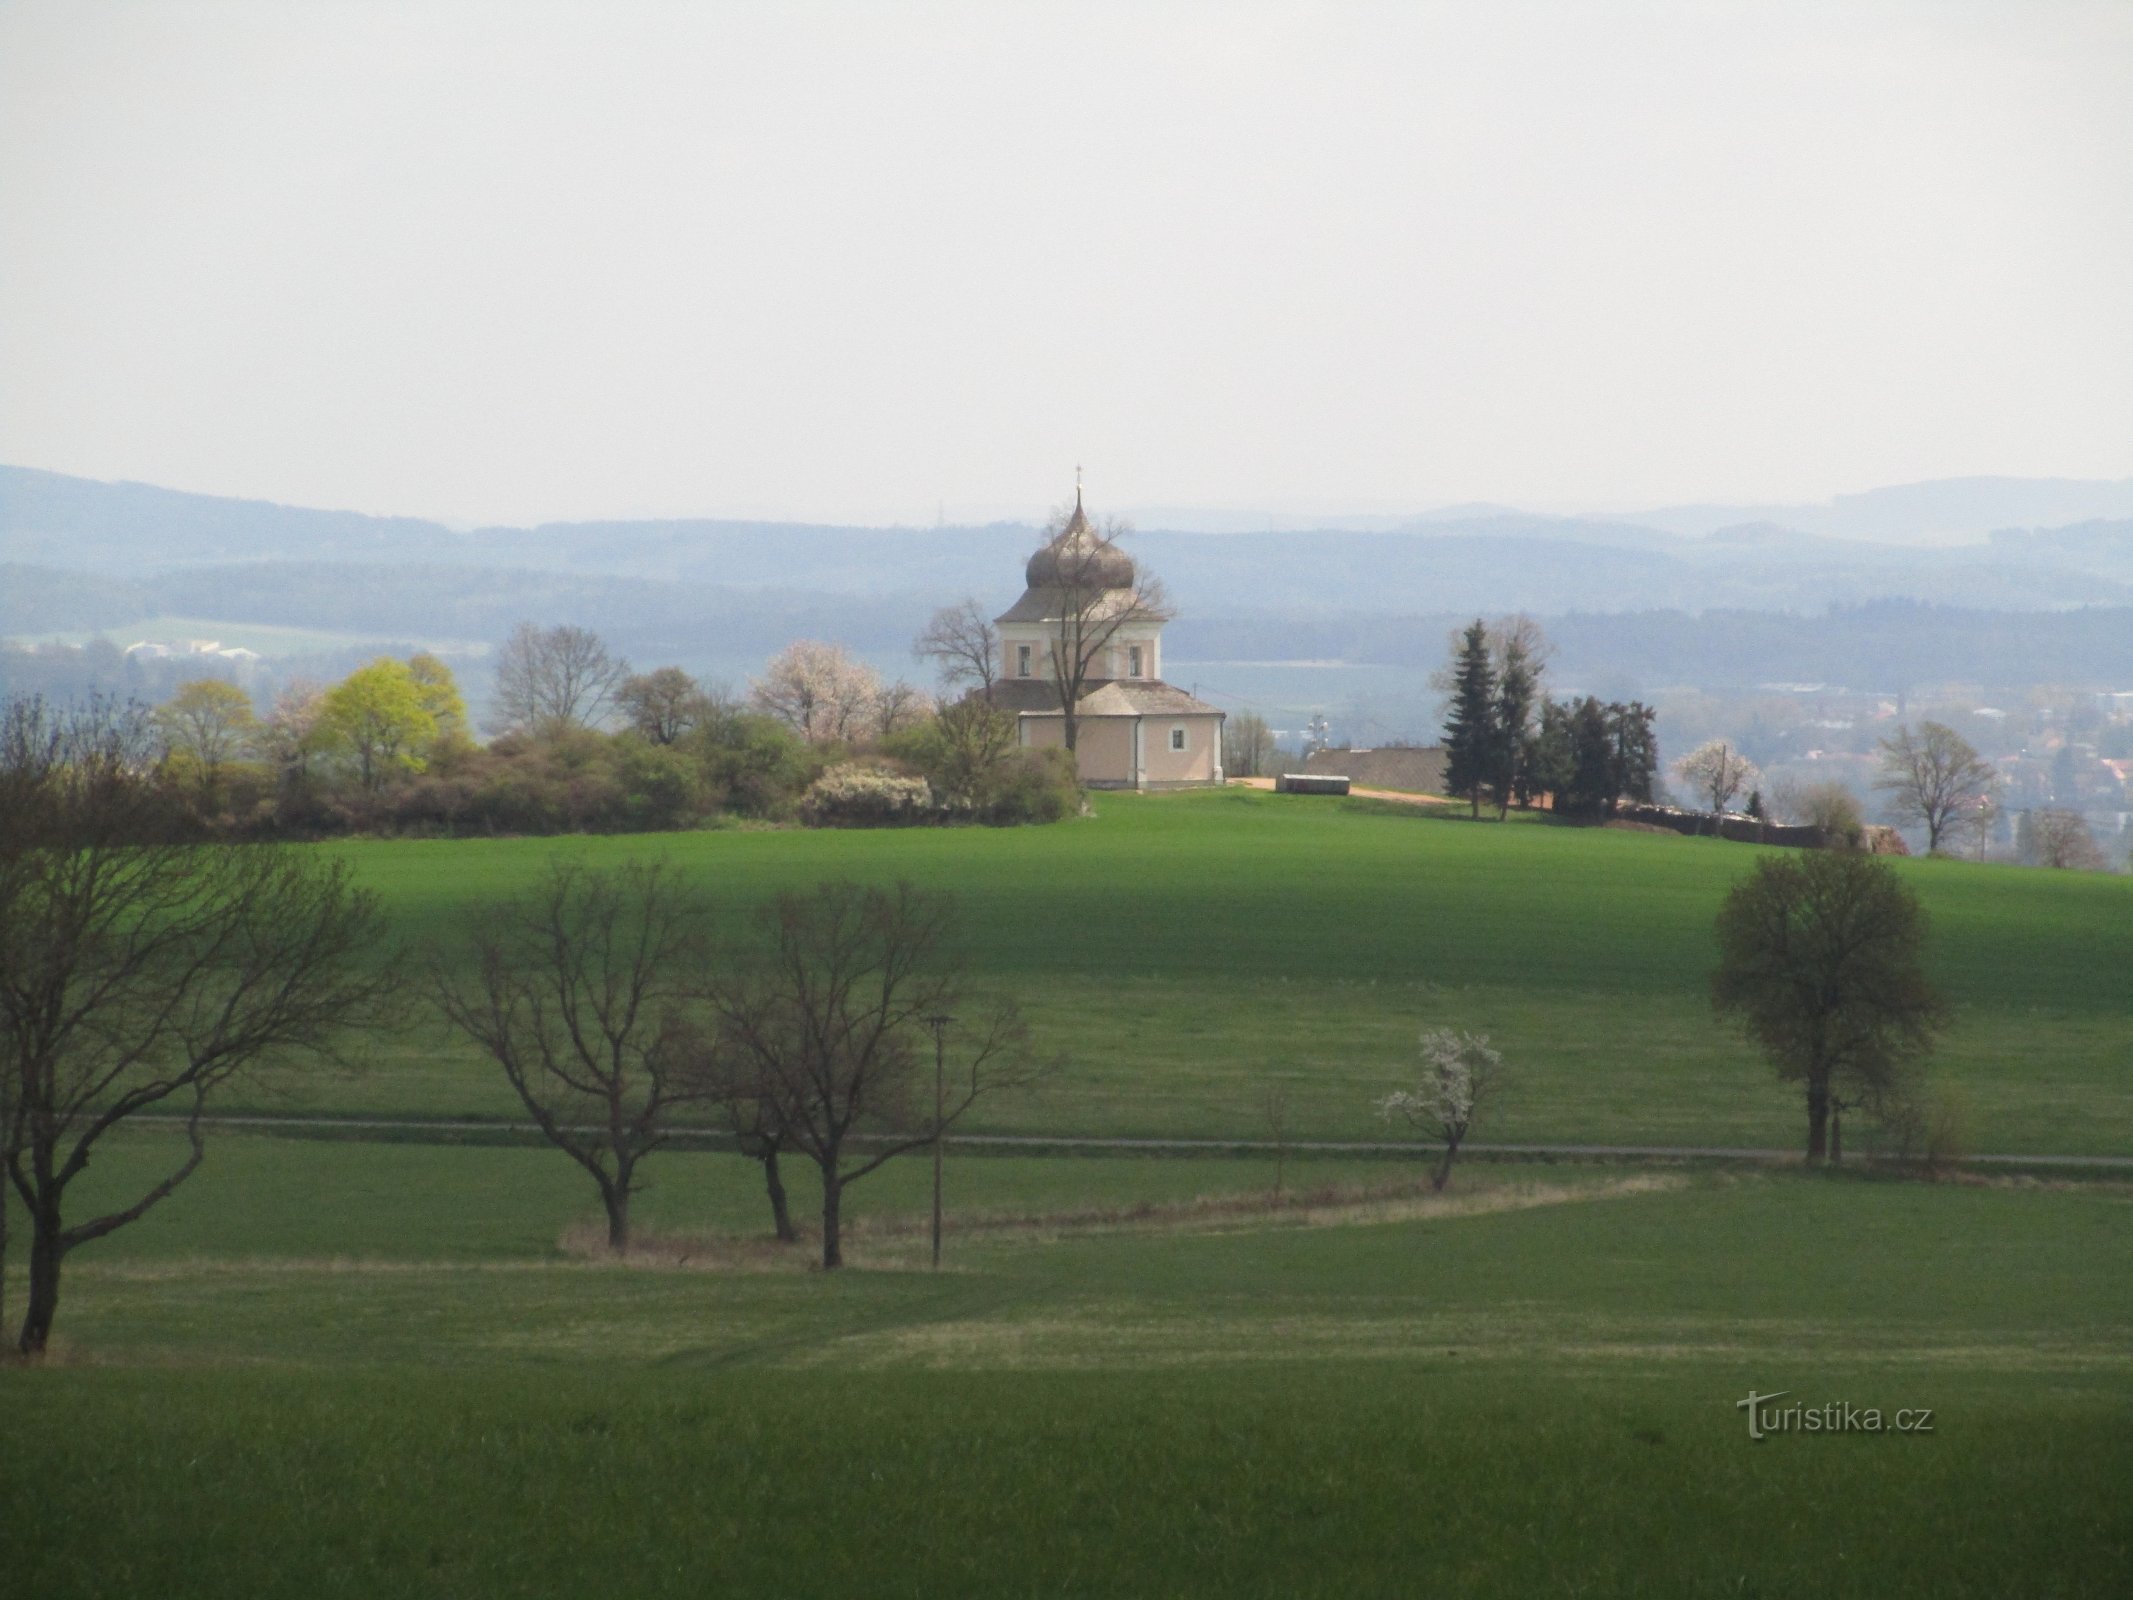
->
[[1440, 618, 1496, 815], [153, 678, 258, 783], [319, 658, 438, 791], [1713, 850, 1948, 1159]]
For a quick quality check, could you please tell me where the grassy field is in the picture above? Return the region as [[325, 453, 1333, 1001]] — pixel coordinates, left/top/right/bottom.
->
[[223, 787, 2133, 1156], [6, 1137, 2130, 1596], [7, 793, 2129, 1595]]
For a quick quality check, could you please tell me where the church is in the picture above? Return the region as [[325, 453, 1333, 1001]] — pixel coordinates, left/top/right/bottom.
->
[[989, 490, 1226, 789]]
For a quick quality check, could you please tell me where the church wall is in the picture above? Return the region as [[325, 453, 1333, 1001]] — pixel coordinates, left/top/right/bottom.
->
[[1140, 714, 1223, 786]]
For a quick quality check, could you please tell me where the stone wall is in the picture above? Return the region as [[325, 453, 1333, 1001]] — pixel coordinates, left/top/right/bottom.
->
[[1611, 803, 1910, 855], [1300, 745, 1447, 796]]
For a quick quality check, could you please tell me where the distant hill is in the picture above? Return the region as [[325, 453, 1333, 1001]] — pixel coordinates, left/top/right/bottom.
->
[[1628, 476, 2133, 544], [7, 464, 2133, 696]]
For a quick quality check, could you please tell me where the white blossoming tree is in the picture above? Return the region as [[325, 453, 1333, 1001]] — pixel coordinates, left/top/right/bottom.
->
[[1378, 1028, 1503, 1191]]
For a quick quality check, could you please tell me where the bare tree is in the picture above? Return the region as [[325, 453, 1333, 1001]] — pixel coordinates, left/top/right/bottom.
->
[[1224, 712, 1277, 779], [704, 881, 1047, 1269], [914, 600, 1000, 702], [2021, 808, 2107, 871], [873, 680, 935, 740], [0, 696, 395, 1356], [489, 623, 632, 737], [749, 640, 883, 746], [435, 860, 710, 1253], [1378, 1029, 1502, 1191], [1029, 501, 1173, 753], [616, 667, 711, 745], [1875, 723, 2000, 854], [259, 677, 328, 792], [1674, 740, 1761, 824]]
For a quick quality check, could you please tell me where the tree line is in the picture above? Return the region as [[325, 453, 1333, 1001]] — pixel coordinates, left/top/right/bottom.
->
[[0, 697, 1052, 1356], [63, 619, 1078, 841], [1438, 617, 1661, 819]]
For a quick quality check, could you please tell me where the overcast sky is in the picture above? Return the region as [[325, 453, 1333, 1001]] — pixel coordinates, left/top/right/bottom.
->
[[2, 0, 2129, 527]]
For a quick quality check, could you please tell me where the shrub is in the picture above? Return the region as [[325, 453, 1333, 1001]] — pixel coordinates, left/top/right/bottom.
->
[[798, 761, 938, 827], [973, 746, 1081, 825]]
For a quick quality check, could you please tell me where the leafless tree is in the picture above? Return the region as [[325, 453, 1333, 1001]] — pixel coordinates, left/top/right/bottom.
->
[[1030, 503, 1173, 753], [914, 599, 1000, 702], [1875, 723, 2000, 854], [873, 680, 935, 740], [749, 640, 883, 745], [616, 667, 712, 745], [1224, 712, 1277, 779], [435, 860, 711, 1253], [260, 677, 328, 791], [2022, 808, 2107, 871], [703, 880, 1048, 1269], [0, 696, 395, 1356], [489, 622, 632, 737]]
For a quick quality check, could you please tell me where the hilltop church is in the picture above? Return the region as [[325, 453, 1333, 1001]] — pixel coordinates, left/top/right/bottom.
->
[[989, 490, 1226, 789]]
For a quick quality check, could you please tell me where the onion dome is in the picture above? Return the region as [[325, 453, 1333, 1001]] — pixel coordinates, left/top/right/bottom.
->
[[1024, 487, 1136, 589]]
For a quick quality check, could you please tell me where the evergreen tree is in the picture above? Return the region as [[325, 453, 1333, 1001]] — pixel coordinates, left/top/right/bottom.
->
[[1489, 631, 1539, 818], [1441, 619, 1497, 818], [1606, 700, 1659, 812], [1522, 697, 1576, 810], [1560, 696, 1616, 814]]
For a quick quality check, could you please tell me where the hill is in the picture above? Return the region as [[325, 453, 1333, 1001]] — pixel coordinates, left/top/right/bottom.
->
[[235, 789, 2133, 1158]]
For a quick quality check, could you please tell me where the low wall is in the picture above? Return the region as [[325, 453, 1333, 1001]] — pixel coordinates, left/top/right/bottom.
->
[[1611, 803, 1909, 855], [1301, 746, 1446, 795], [1276, 773, 1351, 795]]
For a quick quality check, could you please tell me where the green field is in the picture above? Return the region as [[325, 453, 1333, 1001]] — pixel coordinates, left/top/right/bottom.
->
[[6, 1133, 2130, 1596], [6, 792, 2130, 1595], [242, 787, 2133, 1156]]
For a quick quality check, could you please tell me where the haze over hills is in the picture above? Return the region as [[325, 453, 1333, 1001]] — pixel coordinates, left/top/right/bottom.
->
[[4, 464, 2132, 713]]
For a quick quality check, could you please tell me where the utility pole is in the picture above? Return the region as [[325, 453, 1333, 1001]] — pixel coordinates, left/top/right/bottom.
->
[[924, 1012, 956, 1271]]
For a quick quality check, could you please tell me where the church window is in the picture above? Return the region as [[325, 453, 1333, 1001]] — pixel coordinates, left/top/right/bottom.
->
[[1128, 644, 1144, 678], [1016, 643, 1031, 678], [1169, 726, 1187, 752]]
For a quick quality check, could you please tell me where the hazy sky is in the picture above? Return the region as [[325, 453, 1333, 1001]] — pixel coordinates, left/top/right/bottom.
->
[[3, 0, 2129, 527]]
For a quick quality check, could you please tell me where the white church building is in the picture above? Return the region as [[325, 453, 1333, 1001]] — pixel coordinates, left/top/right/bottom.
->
[[989, 491, 1226, 790]]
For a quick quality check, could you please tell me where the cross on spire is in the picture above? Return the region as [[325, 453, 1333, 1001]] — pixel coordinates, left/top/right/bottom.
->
[[1075, 462, 1083, 510]]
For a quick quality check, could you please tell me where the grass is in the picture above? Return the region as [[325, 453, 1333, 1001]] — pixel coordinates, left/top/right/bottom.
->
[[6, 794, 2130, 1594], [215, 786, 2133, 1155], [6, 1153, 2131, 1597]]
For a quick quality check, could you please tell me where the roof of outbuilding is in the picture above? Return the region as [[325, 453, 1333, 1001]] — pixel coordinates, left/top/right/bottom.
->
[[989, 678, 1223, 718]]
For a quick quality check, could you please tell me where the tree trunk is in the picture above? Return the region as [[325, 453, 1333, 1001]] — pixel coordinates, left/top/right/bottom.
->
[[1431, 1143, 1455, 1192], [761, 1147, 797, 1244], [601, 1175, 631, 1254], [1805, 1077, 1830, 1163], [820, 1168, 844, 1270], [19, 1196, 63, 1357], [1830, 1103, 1844, 1165]]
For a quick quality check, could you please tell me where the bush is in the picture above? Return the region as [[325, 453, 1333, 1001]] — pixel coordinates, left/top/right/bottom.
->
[[798, 761, 939, 827], [973, 746, 1081, 825]]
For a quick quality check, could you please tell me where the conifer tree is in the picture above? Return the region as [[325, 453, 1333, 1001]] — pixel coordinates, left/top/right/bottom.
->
[[1441, 619, 1497, 818]]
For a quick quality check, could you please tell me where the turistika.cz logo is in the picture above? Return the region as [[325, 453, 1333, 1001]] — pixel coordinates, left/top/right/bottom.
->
[[1736, 1390, 1935, 1441]]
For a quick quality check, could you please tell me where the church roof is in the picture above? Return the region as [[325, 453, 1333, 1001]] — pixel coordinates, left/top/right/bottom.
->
[[1021, 488, 1136, 591], [990, 678, 1222, 718]]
